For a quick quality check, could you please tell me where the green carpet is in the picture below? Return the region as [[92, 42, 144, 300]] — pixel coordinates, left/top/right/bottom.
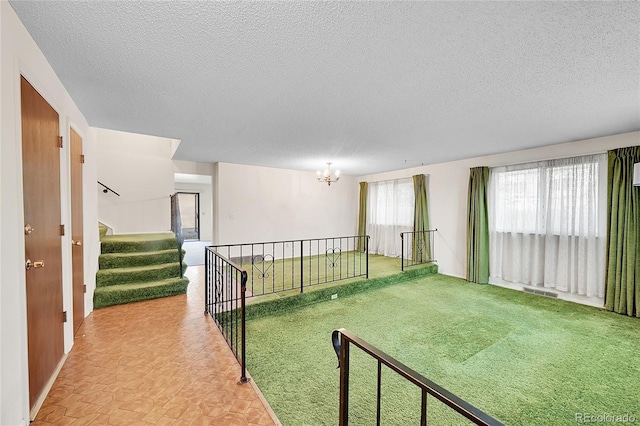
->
[[96, 262, 187, 287], [94, 230, 189, 308], [99, 249, 183, 269], [93, 277, 189, 308], [100, 232, 178, 253], [246, 274, 640, 425], [245, 262, 438, 320]]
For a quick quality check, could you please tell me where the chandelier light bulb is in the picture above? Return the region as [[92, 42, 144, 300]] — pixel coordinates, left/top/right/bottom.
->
[[317, 162, 340, 186]]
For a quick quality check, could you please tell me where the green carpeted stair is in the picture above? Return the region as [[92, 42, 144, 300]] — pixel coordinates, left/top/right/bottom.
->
[[94, 231, 189, 309]]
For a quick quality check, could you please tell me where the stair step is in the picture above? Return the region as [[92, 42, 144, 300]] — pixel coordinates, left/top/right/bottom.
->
[[93, 277, 189, 309], [101, 232, 177, 254], [96, 262, 187, 287], [99, 249, 184, 269]]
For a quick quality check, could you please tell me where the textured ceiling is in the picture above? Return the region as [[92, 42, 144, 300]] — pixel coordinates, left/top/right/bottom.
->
[[9, 1, 640, 175]]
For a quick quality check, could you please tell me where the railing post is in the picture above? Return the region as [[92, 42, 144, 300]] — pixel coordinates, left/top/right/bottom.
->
[[376, 361, 382, 426], [300, 240, 304, 293], [421, 389, 427, 426], [204, 248, 209, 315], [339, 333, 350, 426], [239, 270, 249, 384], [365, 236, 369, 279], [179, 240, 183, 278], [401, 232, 405, 271]]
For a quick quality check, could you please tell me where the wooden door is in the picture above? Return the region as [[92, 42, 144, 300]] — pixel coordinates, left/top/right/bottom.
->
[[21, 76, 65, 409], [70, 128, 85, 333]]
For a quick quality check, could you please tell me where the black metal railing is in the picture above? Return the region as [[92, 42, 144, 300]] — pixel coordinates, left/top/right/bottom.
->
[[331, 328, 504, 426], [170, 193, 184, 278], [400, 229, 437, 271], [97, 180, 120, 196], [205, 248, 249, 383], [210, 235, 369, 298]]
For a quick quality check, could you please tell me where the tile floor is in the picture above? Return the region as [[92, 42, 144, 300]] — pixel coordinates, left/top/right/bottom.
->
[[32, 266, 279, 425]]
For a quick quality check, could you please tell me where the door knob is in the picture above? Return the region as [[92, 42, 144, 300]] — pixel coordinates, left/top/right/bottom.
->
[[24, 224, 34, 235], [71, 240, 82, 246], [25, 259, 45, 271]]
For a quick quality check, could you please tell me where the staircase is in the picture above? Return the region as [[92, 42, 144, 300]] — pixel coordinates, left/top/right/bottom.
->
[[94, 232, 189, 309]]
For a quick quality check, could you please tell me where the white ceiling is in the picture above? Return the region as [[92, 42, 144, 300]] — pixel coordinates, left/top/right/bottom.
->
[[9, 1, 640, 176]]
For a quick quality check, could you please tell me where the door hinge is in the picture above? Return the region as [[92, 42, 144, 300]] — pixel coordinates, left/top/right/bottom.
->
[[83, 284, 87, 294], [81, 154, 85, 163], [59, 136, 63, 148], [60, 224, 65, 236], [63, 311, 67, 323]]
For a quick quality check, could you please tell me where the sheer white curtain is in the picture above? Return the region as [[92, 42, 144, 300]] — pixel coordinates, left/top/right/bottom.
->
[[488, 154, 607, 297], [367, 178, 414, 257]]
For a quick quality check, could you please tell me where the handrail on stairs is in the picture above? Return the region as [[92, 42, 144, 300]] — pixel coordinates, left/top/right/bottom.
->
[[98, 181, 120, 196]]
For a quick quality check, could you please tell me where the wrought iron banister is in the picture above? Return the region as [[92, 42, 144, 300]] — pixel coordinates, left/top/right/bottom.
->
[[205, 247, 249, 383], [332, 328, 504, 426], [400, 229, 437, 271], [97, 180, 120, 196], [211, 235, 369, 298]]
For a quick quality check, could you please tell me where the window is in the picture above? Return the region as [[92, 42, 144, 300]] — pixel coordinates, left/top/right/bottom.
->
[[490, 167, 540, 234], [489, 155, 604, 237], [368, 179, 414, 226], [488, 154, 607, 297], [367, 178, 414, 257]]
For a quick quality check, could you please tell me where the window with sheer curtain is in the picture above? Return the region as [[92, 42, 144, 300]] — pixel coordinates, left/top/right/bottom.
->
[[367, 178, 414, 257], [488, 154, 607, 298]]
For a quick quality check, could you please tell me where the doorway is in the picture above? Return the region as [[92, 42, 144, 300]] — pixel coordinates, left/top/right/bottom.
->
[[70, 128, 84, 334], [21, 76, 65, 411], [177, 192, 200, 241]]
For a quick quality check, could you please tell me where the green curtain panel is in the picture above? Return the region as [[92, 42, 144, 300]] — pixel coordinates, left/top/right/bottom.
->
[[467, 167, 490, 284], [605, 146, 640, 317], [412, 174, 431, 262], [357, 181, 368, 252]]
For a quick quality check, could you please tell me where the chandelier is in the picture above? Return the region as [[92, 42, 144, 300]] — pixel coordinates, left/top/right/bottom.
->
[[317, 162, 340, 186]]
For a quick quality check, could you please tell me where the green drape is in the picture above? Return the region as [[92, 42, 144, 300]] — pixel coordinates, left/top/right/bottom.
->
[[412, 174, 431, 262], [467, 167, 490, 284], [605, 146, 640, 317], [357, 182, 368, 252]]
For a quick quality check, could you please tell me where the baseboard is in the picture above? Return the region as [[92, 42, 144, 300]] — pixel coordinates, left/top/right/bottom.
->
[[247, 370, 282, 426], [30, 353, 68, 421]]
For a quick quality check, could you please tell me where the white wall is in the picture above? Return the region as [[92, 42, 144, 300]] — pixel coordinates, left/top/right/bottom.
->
[[173, 159, 215, 177], [0, 2, 99, 424], [96, 127, 175, 233], [359, 131, 640, 279], [216, 162, 358, 245]]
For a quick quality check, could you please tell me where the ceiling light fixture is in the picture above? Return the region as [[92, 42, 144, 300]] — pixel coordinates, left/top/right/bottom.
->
[[317, 162, 340, 186]]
